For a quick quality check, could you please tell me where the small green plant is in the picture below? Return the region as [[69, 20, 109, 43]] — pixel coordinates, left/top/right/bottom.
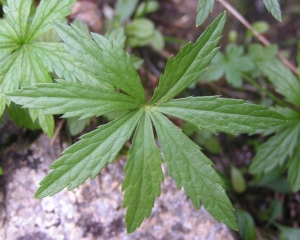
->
[[5, 12, 286, 233], [200, 43, 255, 87], [113, 0, 164, 51]]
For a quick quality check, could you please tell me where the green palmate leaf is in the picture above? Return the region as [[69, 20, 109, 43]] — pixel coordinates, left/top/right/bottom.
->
[[150, 111, 237, 230], [287, 146, 300, 192], [31, 42, 112, 88], [263, 0, 282, 22], [260, 60, 300, 107], [4, 12, 287, 233], [3, 0, 31, 41], [249, 120, 300, 174], [149, 12, 225, 104], [25, 0, 75, 42], [154, 96, 286, 134], [5, 80, 140, 119], [52, 21, 146, 104], [35, 110, 143, 198], [196, 0, 215, 26], [122, 112, 164, 233]]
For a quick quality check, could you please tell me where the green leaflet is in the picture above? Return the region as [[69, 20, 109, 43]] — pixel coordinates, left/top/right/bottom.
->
[[0, 51, 20, 114], [263, 0, 282, 22], [236, 209, 257, 240], [5, 80, 140, 119], [8, 103, 41, 130], [260, 60, 300, 107], [122, 112, 164, 233], [249, 121, 300, 174], [52, 21, 146, 104], [275, 223, 300, 240], [7, 102, 53, 136], [115, 0, 139, 21], [3, 0, 31, 42], [154, 96, 286, 134], [0, 19, 20, 50], [150, 111, 237, 230], [31, 42, 112, 89], [288, 145, 300, 192], [37, 112, 54, 138], [196, 0, 215, 26], [67, 116, 91, 136], [25, 0, 76, 42], [19, 45, 53, 86], [149, 12, 225, 104], [35, 110, 143, 198], [15, 46, 54, 135]]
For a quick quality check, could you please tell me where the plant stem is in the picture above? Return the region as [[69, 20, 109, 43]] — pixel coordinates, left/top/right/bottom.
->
[[217, 0, 298, 75], [142, 0, 150, 17], [51, 118, 66, 146], [242, 73, 294, 108]]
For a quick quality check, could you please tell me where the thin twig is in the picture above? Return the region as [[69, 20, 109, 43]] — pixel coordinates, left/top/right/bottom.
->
[[217, 0, 298, 75], [51, 118, 66, 146]]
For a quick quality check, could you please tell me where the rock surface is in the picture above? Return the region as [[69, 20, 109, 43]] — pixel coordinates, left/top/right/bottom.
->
[[0, 134, 236, 240]]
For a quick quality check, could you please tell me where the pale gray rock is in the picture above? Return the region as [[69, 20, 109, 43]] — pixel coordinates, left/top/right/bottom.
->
[[1, 134, 236, 240]]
